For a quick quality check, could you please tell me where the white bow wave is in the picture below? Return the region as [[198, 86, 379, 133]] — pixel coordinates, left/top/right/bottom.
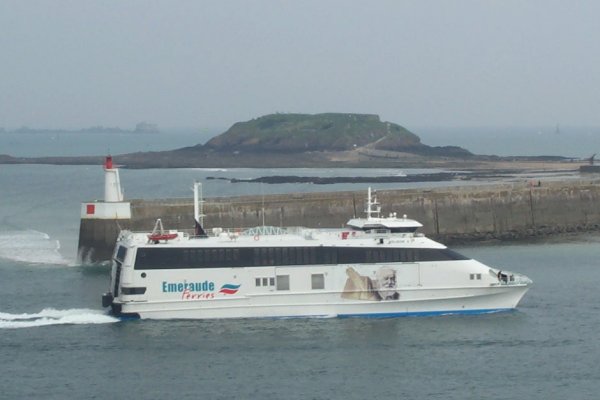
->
[[0, 308, 118, 329]]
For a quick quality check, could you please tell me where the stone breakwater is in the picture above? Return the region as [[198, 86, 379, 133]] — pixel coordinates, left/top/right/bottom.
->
[[78, 179, 600, 263]]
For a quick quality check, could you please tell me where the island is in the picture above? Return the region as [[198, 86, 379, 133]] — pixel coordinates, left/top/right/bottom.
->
[[0, 113, 575, 170]]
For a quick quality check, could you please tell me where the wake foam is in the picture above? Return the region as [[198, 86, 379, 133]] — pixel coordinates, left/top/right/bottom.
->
[[0, 308, 118, 329], [0, 230, 69, 265]]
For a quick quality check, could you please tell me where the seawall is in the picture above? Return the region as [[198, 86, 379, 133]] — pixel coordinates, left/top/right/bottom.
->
[[78, 179, 600, 263]]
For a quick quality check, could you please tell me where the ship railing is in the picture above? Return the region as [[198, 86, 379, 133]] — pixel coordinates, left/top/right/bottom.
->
[[181, 226, 415, 240], [127, 225, 419, 241], [181, 226, 302, 239]]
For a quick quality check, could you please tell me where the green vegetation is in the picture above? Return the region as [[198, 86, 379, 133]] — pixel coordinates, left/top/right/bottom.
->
[[205, 113, 422, 152]]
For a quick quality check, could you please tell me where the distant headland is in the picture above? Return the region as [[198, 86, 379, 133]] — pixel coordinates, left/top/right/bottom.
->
[[0, 121, 159, 135]]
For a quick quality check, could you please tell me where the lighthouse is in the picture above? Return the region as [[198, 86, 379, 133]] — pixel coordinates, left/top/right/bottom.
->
[[78, 156, 132, 263], [103, 155, 124, 202]]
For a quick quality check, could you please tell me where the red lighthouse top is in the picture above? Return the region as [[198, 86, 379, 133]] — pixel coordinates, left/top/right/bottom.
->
[[104, 156, 113, 170]]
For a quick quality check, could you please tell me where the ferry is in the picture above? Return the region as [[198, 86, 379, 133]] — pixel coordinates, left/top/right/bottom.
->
[[102, 185, 532, 319]]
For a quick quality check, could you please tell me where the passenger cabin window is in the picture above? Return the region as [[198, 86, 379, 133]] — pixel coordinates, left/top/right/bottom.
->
[[276, 275, 290, 291], [311, 274, 325, 290], [255, 277, 275, 287], [133, 246, 469, 270]]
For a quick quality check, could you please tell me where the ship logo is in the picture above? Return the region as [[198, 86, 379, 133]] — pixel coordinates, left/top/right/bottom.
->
[[219, 283, 241, 295]]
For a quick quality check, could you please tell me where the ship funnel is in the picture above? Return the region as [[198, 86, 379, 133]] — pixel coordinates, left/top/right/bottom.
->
[[104, 156, 123, 202]]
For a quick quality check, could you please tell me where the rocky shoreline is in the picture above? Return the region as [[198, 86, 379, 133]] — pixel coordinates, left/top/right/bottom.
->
[[206, 169, 568, 185], [210, 172, 457, 184]]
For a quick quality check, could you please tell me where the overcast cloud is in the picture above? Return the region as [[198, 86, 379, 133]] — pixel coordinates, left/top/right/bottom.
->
[[1, 0, 599, 130]]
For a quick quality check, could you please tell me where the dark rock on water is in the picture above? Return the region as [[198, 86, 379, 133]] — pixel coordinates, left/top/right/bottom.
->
[[229, 172, 457, 185]]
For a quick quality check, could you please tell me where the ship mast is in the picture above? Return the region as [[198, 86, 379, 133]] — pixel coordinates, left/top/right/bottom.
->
[[365, 187, 381, 220], [193, 181, 207, 237]]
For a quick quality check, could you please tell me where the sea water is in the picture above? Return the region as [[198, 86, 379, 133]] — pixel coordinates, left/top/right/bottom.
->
[[1, 237, 599, 399], [1, 131, 599, 399]]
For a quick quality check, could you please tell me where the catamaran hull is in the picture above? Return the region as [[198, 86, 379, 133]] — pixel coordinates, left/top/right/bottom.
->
[[111, 285, 529, 320]]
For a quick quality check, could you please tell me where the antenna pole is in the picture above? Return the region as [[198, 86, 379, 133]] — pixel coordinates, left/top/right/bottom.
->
[[261, 183, 265, 227], [193, 182, 205, 226]]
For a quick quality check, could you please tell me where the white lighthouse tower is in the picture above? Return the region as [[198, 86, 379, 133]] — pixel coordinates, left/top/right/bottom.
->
[[78, 156, 132, 263], [103, 155, 123, 202], [80, 156, 131, 221]]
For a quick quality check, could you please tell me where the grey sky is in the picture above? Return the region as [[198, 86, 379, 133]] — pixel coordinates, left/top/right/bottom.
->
[[1, 0, 599, 130]]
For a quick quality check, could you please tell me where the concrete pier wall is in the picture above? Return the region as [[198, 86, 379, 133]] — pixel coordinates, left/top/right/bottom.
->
[[77, 180, 600, 263]]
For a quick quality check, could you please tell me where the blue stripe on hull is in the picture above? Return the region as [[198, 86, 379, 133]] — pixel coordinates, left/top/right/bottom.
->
[[338, 308, 514, 318], [122, 308, 515, 321]]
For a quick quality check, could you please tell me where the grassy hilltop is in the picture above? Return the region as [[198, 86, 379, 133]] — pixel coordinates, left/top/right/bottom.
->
[[197, 113, 472, 159], [204, 113, 422, 153]]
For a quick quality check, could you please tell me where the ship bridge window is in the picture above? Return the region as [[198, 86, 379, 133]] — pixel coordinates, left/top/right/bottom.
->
[[113, 261, 122, 296], [390, 227, 418, 233], [116, 246, 127, 262], [365, 228, 391, 235]]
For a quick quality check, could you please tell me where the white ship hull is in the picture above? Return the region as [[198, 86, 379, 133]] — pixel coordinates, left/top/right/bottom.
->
[[118, 285, 529, 320], [108, 257, 531, 320]]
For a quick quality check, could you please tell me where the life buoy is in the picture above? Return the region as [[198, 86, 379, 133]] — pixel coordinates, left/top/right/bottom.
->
[[254, 234, 260, 241]]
